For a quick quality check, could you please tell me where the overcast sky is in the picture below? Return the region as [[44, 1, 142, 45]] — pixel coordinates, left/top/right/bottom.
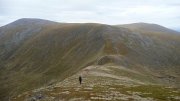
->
[[0, 0, 180, 30]]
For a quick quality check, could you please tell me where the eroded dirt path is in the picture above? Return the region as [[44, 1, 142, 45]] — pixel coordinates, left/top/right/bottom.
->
[[12, 65, 180, 101]]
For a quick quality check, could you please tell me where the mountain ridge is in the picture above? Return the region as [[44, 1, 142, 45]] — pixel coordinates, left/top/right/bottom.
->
[[0, 18, 180, 101], [116, 22, 180, 35]]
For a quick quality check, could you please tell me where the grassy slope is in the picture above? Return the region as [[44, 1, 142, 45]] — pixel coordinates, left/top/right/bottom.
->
[[11, 65, 180, 101], [0, 21, 107, 100], [0, 19, 180, 100]]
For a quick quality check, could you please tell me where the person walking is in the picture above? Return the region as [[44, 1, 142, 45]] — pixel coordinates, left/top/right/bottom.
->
[[79, 76, 82, 85]]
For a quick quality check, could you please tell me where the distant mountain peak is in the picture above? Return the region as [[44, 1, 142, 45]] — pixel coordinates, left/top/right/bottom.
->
[[5, 18, 58, 27], [15, 18, 54, 22], [117, 22, 180, 35]]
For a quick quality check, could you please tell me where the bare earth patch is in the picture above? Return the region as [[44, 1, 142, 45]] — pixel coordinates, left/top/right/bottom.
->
[[12, 65, 180, 101]]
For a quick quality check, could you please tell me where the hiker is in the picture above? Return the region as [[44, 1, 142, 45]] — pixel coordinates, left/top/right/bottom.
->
[[79, 76, 82, 85]]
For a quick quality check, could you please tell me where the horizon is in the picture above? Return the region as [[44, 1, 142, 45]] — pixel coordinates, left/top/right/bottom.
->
[[1, 18, 180, 32], [0, 0, 180, 31]]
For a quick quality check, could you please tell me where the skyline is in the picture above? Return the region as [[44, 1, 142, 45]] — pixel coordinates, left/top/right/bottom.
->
[[0, 0, 180, 31]]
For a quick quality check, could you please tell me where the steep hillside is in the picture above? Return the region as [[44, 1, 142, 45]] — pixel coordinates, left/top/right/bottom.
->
[[0, 19, 107, 100], [117, 23, 180, 34], [0, 19, 180, 101], [117, 23, 180, 41]]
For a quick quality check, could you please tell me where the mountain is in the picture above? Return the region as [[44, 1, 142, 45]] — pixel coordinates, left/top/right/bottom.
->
[[117, 23, 180, 34], [0, 19, 180, 101]]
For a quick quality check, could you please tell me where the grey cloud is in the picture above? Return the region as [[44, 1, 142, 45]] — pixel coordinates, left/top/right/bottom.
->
[[0, 0, 180, 30]]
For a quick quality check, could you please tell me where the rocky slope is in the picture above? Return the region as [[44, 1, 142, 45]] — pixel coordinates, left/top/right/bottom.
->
[[0, 18, 180, 101], [12, 65, 180, 101]]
